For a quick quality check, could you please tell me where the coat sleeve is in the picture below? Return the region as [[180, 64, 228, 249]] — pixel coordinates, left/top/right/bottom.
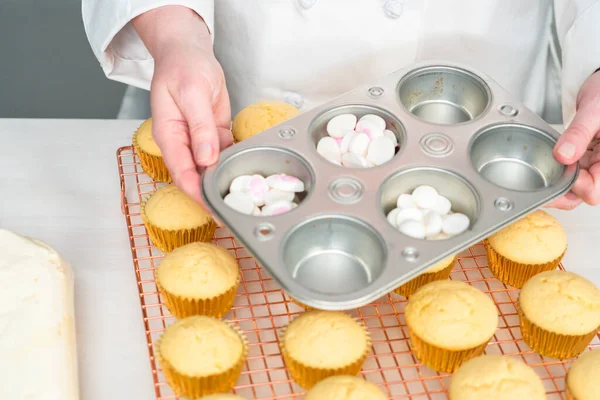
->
[[82, 0, 214, 90], [554, 0, 600, 126]]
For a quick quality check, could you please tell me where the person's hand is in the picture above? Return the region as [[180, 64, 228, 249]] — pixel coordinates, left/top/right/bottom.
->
[[133, 6, 233, 204], [547, 70, 600, 210]]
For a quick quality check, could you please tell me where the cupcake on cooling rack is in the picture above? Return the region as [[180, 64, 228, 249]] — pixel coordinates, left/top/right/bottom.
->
[[394, 254, 457, 298], [405, 280, 498, 373], [484, 209, 566, 288], [156, 242, 240, 319], [305, 375, 387, 400], [141, 184, 217, 252], [280, 310, 371, 389], [132, 117, 171, 182], [565, 349, 600, 400], [449, 355, 546, 400], [157, 316, 248, 398], [517, 270, 600, 359], [232, 101, 300, 142]]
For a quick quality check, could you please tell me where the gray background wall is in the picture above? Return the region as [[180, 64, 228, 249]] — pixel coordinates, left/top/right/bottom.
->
[[0, 0, 126, 118]]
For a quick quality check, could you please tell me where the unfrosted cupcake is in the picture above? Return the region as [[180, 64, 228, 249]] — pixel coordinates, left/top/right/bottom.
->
[[232, 101, 300, 142], [141, 184, 217, 252], [405, 280, 498, 372], [280, 310, 371, 389], [449, 355, 545, 400], [132, 118, 172, 182], [394, 254, 457, 297], [157, 316, 248, 398], [157, 242, 240, 319], [517, 270, 600, 359], [566, 350, 600, 400], [305, 375, 387, 400], [485, 210, 566, 288]]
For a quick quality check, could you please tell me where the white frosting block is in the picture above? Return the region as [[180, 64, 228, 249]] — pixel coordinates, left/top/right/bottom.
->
[[0, 229, 79, 400]]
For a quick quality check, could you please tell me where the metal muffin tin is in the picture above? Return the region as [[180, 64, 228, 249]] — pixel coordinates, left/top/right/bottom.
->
[[202, 61, 578, 310]]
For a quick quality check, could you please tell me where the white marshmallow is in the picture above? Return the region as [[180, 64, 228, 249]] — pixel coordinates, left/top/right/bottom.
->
[[432, 195, 452, 216], [341, 152, 364, 168], [387, 208, 401, 228], [317, 136, 341, 157], [384, 129, 398, 147], [340, 130, 357, 153], [322, 152, 342, 165], [356, 119, 384, 141], [428, 232, 449, 241], [252, 206, 261, 216], [396, 194, 415, 209], [442, 213, 470, 236], [358, 114, 387, 131], [248, 175, 269, 206], [398, 220, 426, 239], [349, 133, 370, 156], [265, 174, 305, 192], [326, 114, 357, 138], [395, 207, 424, 226], [262, 200, 294, 216], [264, 189, 295, 205], [366, 136, 395, 166], [423, 210, 443, 237], [224, 192, 255, 215], [412, 185, 439, 209], [230, 175, 252, 193]]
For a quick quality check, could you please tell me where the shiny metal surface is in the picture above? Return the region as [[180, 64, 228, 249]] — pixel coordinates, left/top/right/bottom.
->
[[201, 61, 579, 310]]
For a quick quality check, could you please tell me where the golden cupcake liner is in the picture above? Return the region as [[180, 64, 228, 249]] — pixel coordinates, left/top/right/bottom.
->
[[516, 303, 599, 359], [141, 196, 217, 253], [158, 274, 241, 319], [157, 320, 248, 398], [483, 240, 564, 289], [394, 257, 456, 298], [407, 326, 489, 373], [280, 316, 372, 389], [132, 133, 172, 183]]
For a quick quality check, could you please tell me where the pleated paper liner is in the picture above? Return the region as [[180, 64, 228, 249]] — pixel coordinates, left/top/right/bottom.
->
[[157, 320, 248, 398], [483, 239, 564, 289], [516, 303, 599, 359], [280, 316, 372, 390], [407, 327, 490, 373], [141, 196, 217, 253], [132, 133, 172, 183], [157, 274, 241, 319], [394, 257, 457, 298]]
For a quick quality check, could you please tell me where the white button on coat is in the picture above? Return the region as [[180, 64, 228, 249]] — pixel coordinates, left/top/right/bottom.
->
[[383, 0, 403, 19]]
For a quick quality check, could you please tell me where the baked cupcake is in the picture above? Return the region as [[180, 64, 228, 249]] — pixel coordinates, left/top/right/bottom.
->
[[484, 210, 566, 288], [157, 242, 240, 319], [199, 395, 247, 400], [132, 118, 172, 182], [405, 280, 498, 372], [517, 270, 600, 359], [157, 316, 248, 398], [449, 355, 545, 400], [141, 184, 217, 252], [566, 350, 600, 400], [232, 101, 300, 142], [394, 254, 457, 297], [305, 375, 387, 400], [280, 310, 371, 389]]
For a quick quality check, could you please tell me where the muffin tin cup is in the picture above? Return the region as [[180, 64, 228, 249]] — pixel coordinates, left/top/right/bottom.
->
[[407, 327, 490, 373], [202, 60, 579, 310], [279, 317, 372, 389], [483, 240, 564, 288], [516, 304, 599, 359], [393, 257, 456, 298], [157, 274, 241, 319], [132, 133, 172, 183], [141, 196, 217, 253], [157, 321, 249, 398]]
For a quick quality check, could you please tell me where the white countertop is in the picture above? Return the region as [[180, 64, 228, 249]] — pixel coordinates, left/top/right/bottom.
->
[[1, 119, 599, 400]]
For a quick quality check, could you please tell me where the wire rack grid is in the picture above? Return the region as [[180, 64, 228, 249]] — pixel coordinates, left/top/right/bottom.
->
[[117, 145, 599, 400]]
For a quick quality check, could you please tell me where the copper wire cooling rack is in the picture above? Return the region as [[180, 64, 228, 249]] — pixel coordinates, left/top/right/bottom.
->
[[117, 145, 599, 400]]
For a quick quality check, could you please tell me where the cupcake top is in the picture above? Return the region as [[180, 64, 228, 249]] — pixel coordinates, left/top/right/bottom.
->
[[283, 311, 369, 369], [232, 101, 300, 141], [134, 118, 162, 156], [199, 395, 247, 400], [519, 270, 600, 335], [487, 210, 566, 264], [405, 280, 498, 350], [426, 254, 456, 273], [567, 350, 600, 400], [305, 376, 387, 400], [157, 242, 239, 298], [449, 355, 546, 400], [144, 185, 213, 230], [159, 316, 245, 376]]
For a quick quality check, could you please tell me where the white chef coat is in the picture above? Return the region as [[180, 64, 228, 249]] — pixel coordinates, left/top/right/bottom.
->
[[82, 0, 600, 126]]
